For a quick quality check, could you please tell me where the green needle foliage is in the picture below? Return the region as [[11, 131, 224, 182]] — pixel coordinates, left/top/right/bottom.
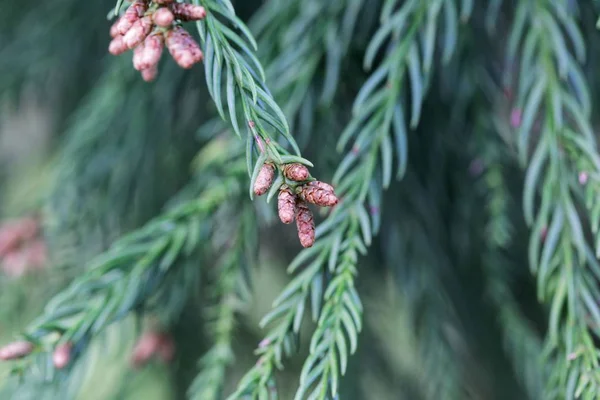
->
[[4, 1, 600, 399]]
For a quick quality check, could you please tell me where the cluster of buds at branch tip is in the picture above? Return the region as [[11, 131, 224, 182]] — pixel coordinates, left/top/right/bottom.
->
[[253, 162, 338, 248], [131, 331, 175, 368], [0, 341, 34, 361], [108, 0, 206, 81]]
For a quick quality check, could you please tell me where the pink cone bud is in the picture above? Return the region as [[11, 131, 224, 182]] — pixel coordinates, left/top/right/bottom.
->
[[0, 341, 33, 360], [295, 200, 315, 248], [110, 20, 121, 38], [154, 0, 174, 3], [1, 250, 28, 277], [165, 27, 203, 69], [510, 108, 522, 128], [132, 42, 145, 71], [123, 16, 153, 49], [141, 66, 158, 82], [308, 181, 335, 193], [109, 36, 128, 55], [116, 0, 147, 35], [579, 172, 589, 185], [139, 34, 164, 71], [53, 343, 73, 369], [131, 332, 162, 368], [278, 188, 296, 224], [153, 8, 174, 27], [253, 163, 275, 196], [283, 163, 310, 181], [170, 3, 207, 21]]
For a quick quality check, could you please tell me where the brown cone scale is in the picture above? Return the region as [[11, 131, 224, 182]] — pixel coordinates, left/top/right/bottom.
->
[[309, 180, 335, 193], [278, 188, 296, 224], [295, 200, 315, 248]]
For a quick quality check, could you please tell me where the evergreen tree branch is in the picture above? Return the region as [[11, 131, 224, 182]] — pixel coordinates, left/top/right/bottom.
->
[[187, 198, 257, 400], [228, 1, 462, 398], [508, 1, 600, 397], [194, 0, 318, 191], [2, 136, 246, 381]]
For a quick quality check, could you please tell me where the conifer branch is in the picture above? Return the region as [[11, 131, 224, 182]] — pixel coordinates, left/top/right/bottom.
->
[[508, 1, 600, 397], [194, 0, 316, 182], [228, 1, 461, 398], [1, 136, 246, 379], [188, 202, 255, 400]]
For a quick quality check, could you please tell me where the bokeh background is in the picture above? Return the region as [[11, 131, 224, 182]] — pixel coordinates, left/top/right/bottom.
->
[[2, 0, 588, 399]]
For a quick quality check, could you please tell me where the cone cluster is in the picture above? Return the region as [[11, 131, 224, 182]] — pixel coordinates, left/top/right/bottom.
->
[[0, 216, 47, 278], [253, 162, 339, 248], [109, 0, 207, 81]]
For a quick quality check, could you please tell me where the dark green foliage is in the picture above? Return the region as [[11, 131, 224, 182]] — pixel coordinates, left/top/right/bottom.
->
[[2, 1, 600, 399]]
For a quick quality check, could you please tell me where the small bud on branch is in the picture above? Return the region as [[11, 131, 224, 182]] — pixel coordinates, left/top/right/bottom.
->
[[0, 341, 34, 360], [278, 188, 296, 224], [283, 163, 310, 181], [295, 200, 315, 248], [254, 163, 275, 196]]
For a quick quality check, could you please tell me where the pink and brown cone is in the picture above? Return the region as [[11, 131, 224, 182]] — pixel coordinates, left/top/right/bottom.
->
[[123, 16, 153, 49], [253, 163, 275, 196], [165, 26, 203, 69], [299, 185, 338, 207], [170, 4, 207, 21], [116, 0, 147, 36], [278, 188, 296, 224], [283, 163, 310, 181], [295, 200, 315, 248]]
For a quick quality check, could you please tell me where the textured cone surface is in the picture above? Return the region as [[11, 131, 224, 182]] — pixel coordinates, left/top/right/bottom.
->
[[108, 36, 128, 55], [300, 185, 338, 207], [116, 0, 147, 35], [124, 16, 153, 49], [141, 66, 158, 82], [295, 201, 315, 248], [154, 0, 174, 3], [253, 163, 275, 196], [283, 163, 310, 181], [140, 34, 164, 70], [132, 43, 145, 70], [170, 4, 207, 21], [278, 188, 296, 224], [166, 27, 203, 69], [153, 8, 174, 27], [309, 180, 335, 193], [0, 341, 33, 360], [53, 343, 72, 369]]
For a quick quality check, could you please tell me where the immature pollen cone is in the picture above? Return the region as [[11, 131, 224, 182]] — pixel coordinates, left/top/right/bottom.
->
[[116, 0, 147, 35], [153, 7, 174, 27], [278, 188, 296, 224], [109, 35, 128, 55], [253, 163, 275, 196], [170, 3, 207, 21], [131, 332, 162, 368], [141, 66, 159, 82], [53, 343, 73, 369], [283, 163, 310, 181], [0, 341, 34, 360], [140, 33, 164, 71], [124, 16, 153, 49], [132, 42, 146, 71], [295, 200, 315, 248], [300, 185, 338, 207], [166, 26, 203, 69]]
